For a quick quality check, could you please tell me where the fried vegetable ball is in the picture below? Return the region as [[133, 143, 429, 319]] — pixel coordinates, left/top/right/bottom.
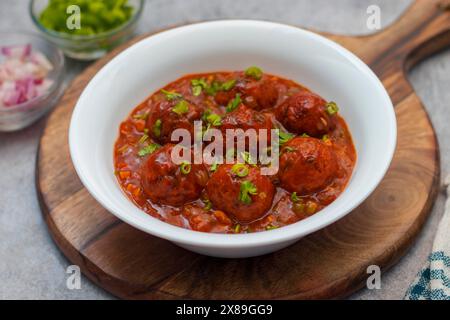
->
[[278, 137, 338, 194], [214, 77, 278, 111], [219, 104, 274, 153], [274, 91, 336, 137], [206, 164, 275, 223], [146, 97, 203, 144], [141, 144, 208, 206]]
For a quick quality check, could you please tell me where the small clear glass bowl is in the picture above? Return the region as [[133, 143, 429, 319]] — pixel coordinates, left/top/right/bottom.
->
[[0, 32, 65, 132], [30, 0, 144, 61]]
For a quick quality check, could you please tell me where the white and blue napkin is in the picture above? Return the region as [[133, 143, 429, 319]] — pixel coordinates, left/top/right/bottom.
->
[[405, 175, 450, 300]]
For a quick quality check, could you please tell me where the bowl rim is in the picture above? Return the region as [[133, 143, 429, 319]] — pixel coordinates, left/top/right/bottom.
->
[[69, 20, 397, 248], [29, 0, 145, 41], [0, 30, 65, 112]]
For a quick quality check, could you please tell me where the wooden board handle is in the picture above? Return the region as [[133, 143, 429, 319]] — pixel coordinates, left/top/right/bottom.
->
[[367, 0, 450, 77], [404, 0, 450, 69]]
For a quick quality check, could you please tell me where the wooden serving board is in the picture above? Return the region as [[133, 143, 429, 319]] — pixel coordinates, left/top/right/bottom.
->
[[36, 0, 450, 299]]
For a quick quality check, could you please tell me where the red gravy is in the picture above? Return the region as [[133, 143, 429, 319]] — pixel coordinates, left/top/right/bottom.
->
[[114, 69, 356, 233]]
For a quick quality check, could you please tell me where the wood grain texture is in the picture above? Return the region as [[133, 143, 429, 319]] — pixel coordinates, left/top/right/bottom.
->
[[36, 0, 449, 299]]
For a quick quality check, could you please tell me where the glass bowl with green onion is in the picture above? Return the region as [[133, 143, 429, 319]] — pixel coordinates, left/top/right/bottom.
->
[[30, 0, 144, 61]]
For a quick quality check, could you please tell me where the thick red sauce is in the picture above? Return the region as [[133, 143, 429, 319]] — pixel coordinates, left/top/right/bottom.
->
[[114, 69, 356, 233]]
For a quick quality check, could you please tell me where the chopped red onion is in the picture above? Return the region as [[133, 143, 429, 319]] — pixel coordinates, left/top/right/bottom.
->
[[0, 44, 54, 108]]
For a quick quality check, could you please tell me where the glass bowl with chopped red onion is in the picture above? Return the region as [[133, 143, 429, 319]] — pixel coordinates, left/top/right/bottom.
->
[[0, 32, 65, 131]]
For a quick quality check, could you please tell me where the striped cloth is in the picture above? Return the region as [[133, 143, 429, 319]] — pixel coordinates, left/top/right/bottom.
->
[[404, 175, 450, 300]]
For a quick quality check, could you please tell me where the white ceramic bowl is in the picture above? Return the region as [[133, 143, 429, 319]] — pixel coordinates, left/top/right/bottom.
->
[[69, 20, 396, 258]]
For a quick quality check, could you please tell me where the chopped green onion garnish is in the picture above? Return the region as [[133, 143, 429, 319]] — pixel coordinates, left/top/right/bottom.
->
[[192, 85, 202, 96], [245, 66, 263, 80], [231, 164, 249, 177], [38, 0, 134, 36], [207, 113, 222, 126], [283, 146, 295, 153], [266, 225, 278, 231], [204, 81, 222, 96], [137, 134, 149, 145], [226, 93, 241, 113], [278, 130, 295, 145], [233, 224, 241, 233], [322, 134, 330, 142], [291, 192, 301, 203], [191, 78, 208, 87], [138, 143, 160, 157], [172, 100, 189, 115], [210, 161, 219, 172], [193, 78, 237, 96], [191, 78, 208, 96], [202, 198, 212, 211], [133, 111, 149, 120], [301, 133, 310, 137], [161, 89, 183, 101], [153, 119, 162, 137], [326, 102, 339, 115], [203, 109, 222, 126], [221, 79, 236, 91], [239, 181, 258, 204], [180, 161, 191, 175]]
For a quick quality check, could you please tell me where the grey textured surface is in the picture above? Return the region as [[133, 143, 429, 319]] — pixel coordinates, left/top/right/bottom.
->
[[0, 0, 448, 300]]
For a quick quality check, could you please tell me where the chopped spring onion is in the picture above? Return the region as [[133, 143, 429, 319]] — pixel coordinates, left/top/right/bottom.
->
[[244, 66, 263, 80], [239, 180, 258, 204], [282, 146, 295, 153], [202, 198, 212, 211], [180, 161, 191, 175], [192, 77, 238, 97], [221, 79, 236, 91], [203, 109, 222, 126], [39, 0, 134, 35], [161, 89, 182, 101], [191, 78, 208, 87], [278, 130, 294, 145], [191, 78, 208, 96], [192, 85, 202, 96], [226, 93, 241, 113], [210, 161, 219, 172], [153, 119, 162, 137], [133, 111, 149, 120], [206, 79, 237, 96], [326, 101, 339, 115], [138, 143, 160, 157], [204, 81, 222, 96], [231, 164, 249, 177], [172, 100, 189, 115], [137, 133, 149, 145], [291, 192, 300, 203]]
